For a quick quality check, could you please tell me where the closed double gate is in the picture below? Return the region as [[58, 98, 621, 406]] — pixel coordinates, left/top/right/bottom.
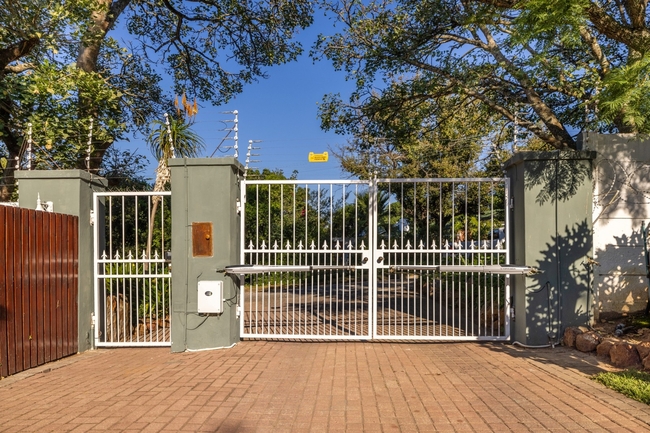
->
[[237, 178, 525, 341]]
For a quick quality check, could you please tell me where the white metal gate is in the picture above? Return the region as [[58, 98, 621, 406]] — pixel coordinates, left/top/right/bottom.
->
[[235, 178, 527, 341], [93, 192, 172, 347]]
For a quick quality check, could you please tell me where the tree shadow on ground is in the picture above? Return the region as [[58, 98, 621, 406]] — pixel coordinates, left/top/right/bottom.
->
[[483, 342, 616, 376]]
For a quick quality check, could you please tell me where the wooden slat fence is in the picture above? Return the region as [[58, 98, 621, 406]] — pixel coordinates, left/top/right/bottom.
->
[[0, 206, 78, 378]]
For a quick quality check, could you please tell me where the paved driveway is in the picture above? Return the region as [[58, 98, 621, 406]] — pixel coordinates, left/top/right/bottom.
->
[[1, 341, 649, 432]]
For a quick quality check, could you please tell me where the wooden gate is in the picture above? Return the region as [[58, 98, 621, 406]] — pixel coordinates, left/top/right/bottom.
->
[[0, 206, 79, 378]]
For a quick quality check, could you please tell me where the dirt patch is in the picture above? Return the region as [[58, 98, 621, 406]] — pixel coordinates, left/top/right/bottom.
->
[[590, 321, 650, 345]]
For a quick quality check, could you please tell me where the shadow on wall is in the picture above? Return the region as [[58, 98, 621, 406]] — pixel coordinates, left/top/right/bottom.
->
[[595, 226, 648, 320], [594, 159, 650, 220], [525, 220, 592, 341], [523, 151, 592, 205]]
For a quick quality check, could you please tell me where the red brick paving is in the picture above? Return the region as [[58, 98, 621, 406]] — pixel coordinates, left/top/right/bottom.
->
[[0, 342, 649, 432]]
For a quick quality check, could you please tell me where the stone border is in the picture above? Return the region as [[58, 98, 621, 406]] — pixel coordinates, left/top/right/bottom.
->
[[564, 326, 650, 370]]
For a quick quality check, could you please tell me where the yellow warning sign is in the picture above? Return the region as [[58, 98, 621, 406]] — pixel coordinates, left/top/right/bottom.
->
[[308, 152, 329, 163]]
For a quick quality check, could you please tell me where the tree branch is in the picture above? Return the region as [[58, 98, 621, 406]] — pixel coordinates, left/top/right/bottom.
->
[[0, 37, 39, 71], [3, 62, 34, 74]]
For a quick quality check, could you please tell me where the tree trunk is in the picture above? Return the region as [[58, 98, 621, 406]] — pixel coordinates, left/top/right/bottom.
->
[[0, 96, 24, 201], [145, 159, 171, 269], [75, 0, 131, 171]]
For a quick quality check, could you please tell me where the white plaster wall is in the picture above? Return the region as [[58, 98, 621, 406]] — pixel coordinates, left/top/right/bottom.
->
[[581, 133, 650, 320]]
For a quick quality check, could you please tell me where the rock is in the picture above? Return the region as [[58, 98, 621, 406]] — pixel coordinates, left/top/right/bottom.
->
[[563, 327, 583, 348], [636, 341, 650, 361], [596, 339, 617, 358], [610, 342, 641, 368], [639, 328, 650, 342], [576, 331, 601, 352], [644, 355, 650, 371]]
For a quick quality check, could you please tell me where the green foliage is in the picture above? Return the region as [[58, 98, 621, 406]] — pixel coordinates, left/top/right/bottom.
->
[[103, 194, 171, 256], [592, 370, 650, 405], [104, 262, 171, 319], [631, 314, 650, 328], [147, 115, 205, 161], [599, 54, 650, 132], [99, 147, 152, 191], [1, 0, 315, 199], [314, 0, 650, 157]]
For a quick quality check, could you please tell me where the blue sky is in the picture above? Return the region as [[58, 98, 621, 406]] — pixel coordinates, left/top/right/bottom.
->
[[114, 15, 356, 181]]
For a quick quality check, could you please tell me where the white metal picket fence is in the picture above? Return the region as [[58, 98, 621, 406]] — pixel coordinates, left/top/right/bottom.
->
[[93, 192, 172, 347], [234, 178, 527, 341]]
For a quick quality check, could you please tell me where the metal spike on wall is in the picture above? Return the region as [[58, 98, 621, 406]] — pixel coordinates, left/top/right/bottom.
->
[[85, 118, 93, 171], [164, 113, 175, 158], [244, 139, 261, 179], [212, 110, 238, 158], [26, 123, 33, 170]]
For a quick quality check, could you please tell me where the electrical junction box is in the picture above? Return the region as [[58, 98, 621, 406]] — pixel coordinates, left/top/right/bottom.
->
[[197, 280, 223, 314]]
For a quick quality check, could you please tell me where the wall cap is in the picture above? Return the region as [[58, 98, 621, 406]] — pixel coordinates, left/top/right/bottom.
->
[[15, 169, 108, 187], [504, 150, 597, 170], [168, 157, 244, 173]]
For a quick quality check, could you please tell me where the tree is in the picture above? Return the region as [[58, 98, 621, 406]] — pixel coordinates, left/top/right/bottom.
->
[[98, 146, 151, 190], [0, 0, 100, 199], [326, 94, 510, 180], [145, 97, 205, 260], [314, 0, 650, 153], [0, 0, 314, 200]]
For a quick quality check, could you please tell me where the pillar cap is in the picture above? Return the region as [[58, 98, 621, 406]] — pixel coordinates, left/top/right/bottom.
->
[[15, 169, 108, 187], [168, 157, 244, 173], [504, 150, 597, 170]]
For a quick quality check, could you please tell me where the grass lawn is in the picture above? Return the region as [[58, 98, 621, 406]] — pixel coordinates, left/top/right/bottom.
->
[[592, 370, 650, 405]]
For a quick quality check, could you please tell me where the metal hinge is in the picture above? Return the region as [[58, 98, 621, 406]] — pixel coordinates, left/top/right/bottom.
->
[[89, 209, 95, 226], [510, 197, 514, 210]]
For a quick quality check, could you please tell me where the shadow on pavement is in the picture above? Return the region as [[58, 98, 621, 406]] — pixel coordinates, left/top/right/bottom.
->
[[483, 342, 617, 376]]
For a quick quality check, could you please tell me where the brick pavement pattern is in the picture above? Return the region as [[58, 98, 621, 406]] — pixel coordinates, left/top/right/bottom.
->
[[1, 342, 649, 432]]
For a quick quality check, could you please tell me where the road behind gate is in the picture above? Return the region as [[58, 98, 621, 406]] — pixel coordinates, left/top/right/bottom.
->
[[1, 341, 649, 432]]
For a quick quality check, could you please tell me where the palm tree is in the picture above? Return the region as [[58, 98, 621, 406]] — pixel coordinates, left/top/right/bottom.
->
[[145, 99, 204, 262]]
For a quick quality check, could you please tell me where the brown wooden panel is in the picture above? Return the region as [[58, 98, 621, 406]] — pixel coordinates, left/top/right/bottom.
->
[[35, 211, 45, 366], [49, 212, 58, 362], [0, 206, 8, 378], [28, 210, 37, 368], [55, 213, 63, 360], [18, 208, 27, 374], [71, 216, 78, 354], [5, 207, 17, 376], [1, 208, 79, 377], [192, 222, 213, 257], [61, 213, 73, 358], [43, 212, 52, 363]]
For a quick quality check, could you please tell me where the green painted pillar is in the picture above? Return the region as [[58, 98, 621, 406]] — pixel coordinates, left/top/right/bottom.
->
[[169, 158, 243, 352], [15, 170, 108, 352], [505, 151, 596, 346]]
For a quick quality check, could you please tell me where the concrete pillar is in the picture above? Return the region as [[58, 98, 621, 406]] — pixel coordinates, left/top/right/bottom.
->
[[169, 158, 243, 352], [15, 170, 108, 352], [505, 151, 596, 345]]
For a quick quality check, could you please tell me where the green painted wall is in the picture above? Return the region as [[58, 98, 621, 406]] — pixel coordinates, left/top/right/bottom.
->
[[15, 170, 108, 352], [169, 158, 243, 352], [505, 151, 595, 345]]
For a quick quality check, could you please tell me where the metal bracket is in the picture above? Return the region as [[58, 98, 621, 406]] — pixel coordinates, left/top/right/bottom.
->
[[89, 209, 95, 226]]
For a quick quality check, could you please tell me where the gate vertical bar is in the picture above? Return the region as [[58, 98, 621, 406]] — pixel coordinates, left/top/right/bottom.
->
[[370, 178, 378, 339], [504, 177, 511, 339]]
